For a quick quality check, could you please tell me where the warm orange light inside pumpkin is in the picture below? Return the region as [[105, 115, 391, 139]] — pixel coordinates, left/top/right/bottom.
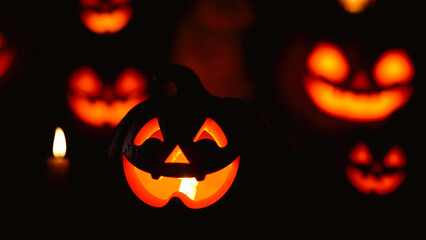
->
[[338, 0, 374, 14], [123, 155, 239, 209], [349, 142, 372, 165], [346, 142, 407, 195], [373, 49, 414, 88], [134, 118, 164, 146], [124, 117, 239, 208], [306, 43, 350, 84], [193, 118, 228, 148], [383, 146, 406, 168], [67, 66, 148, 127], [0, 33, 15, 79], [303, 76, 412, 122], [80, 0, 133, 34], [303, 42, 414, 122]]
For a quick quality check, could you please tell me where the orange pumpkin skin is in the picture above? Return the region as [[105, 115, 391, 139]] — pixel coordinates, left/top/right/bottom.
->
[[0, 33, 15, 81], [80, 0, 133, 34], [345, 142, 407, 195], [67, 66, 148, 127]]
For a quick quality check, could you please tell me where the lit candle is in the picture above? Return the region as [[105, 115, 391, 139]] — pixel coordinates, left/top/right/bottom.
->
[[47, 127, 70, 188]]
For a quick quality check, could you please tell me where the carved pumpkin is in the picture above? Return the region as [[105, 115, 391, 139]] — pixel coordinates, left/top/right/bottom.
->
[[80, 0, 133, 34], [303, 42, 414, 122], [338, 0, 375, 14], [110, 66, 265, 209], [67, 66, 148, 127], [0, 32, 15, 81], [346, 141, 407, 195]]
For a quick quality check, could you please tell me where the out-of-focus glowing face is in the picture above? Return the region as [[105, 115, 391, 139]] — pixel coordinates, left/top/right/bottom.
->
[[0, 33, 15, 79], [80, 0, 133, 34], [338, 0, 374, 14], [67, 66, 148, 127], [303, 42, 414, 122], [123, 118, 240, 209], [345, 142, 407, 195]]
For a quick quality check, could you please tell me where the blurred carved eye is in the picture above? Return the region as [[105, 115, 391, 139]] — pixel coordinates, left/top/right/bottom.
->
[[383, 146, 406, 168], [134, 118, 164, 146], [69, 67, 102, 97], [115, 68, 147, 98], [349, 142, 372, 165], [306, 42, 350, 84], [373, 49, 414, 88], [193, 118, 227, 148]]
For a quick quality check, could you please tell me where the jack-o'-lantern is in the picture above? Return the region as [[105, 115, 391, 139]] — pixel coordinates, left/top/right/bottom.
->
[[303, 42, 414, 122], [80, 0, 133, 34], [110, 66, 266, 209], [346, 141, 407, 195], [67, 66, 148, 127], [0, 32, 15, 80], [338, 0, 375, 14]]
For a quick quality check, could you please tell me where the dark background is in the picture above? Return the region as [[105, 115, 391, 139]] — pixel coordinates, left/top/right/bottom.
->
[[0, 0, 425, 239]]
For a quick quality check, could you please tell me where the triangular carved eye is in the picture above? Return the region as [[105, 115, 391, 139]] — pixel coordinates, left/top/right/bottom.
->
[[383, 146, 406, 168], [193, 118, 227, 148], [349, 142, 372, 165], [69, 66, 103, 97], [134, 118, 164, 146], [373, 49, 414, 88], [306, 42, 350, 84]]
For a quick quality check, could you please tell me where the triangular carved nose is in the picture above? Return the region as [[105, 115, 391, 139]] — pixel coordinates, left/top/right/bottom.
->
[[350, 71, 371, 91], [164, 145, 190, 164]]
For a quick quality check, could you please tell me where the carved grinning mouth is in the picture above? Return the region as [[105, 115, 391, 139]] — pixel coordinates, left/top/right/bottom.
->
[[123, 155, 240, 209], [345, 166, 406, 195], [67, 95, 144, 127], [303, 76, 413, 122], [81, 7, 133, 34]]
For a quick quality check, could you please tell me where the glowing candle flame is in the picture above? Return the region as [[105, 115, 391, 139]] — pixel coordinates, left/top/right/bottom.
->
[[179, 178, 199, 200], [53, 127, 67, 158]]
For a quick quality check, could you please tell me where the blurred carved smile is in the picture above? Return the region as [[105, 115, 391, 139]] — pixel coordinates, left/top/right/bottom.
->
[[303, 76, 413, 122], [345, 166, 406, 195]]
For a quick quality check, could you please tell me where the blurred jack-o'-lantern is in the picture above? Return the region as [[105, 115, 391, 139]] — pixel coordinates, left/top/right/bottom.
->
[[338, 0, 375, 14], [110, 66, 267, 209], [171, 0, 254, 101], [80, 0, 133, 34], [67, 66, 148, 127], [0, 32, 15, 81], [304, 42, 414, 122], [346, 141, 407, 195]]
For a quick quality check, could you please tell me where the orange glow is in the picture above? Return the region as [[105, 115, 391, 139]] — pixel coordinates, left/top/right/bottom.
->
[[345, 166, 406, 195], [373, 49, 414, 88], [349, 142, 372, 165], [134, 118, 164, 146], [123, 155, 240, 209], [115, 68, 147, 97], [69, 67, 102, 96], [193, 118, 228, 148], [383, 146, 406, 168], [67, 96, 144, 127], [303, 76, 413, 122], [0, 33, 14, 79], [67, 66, 148, 127], [80, 0, 133, 34], [164, 146, 190, 164], [306, 42, 350, 84], [338, 0, 374, 14]]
